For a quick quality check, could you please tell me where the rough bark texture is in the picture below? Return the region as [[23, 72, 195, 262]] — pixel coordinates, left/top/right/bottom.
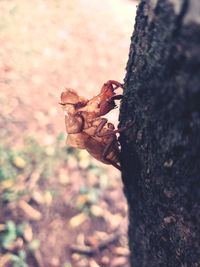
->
[[119, 0, 200, 266]]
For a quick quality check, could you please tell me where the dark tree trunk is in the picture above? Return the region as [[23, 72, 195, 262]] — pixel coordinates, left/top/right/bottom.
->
[[119, 0, 200, 266]]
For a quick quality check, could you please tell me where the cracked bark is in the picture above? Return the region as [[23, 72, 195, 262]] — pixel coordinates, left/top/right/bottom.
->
[[119, 0, 200, 266]]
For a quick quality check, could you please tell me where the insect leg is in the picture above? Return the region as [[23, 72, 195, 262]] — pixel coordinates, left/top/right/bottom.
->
[[96, 121, 134, 137], [94, 118, 108, 136], [106, 80, 124, 90], [102, 137, 121, 171], [106, 94, 123, 103]]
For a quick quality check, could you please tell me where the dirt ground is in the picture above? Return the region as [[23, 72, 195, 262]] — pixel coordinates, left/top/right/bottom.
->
[[0, 0, 137, 266]]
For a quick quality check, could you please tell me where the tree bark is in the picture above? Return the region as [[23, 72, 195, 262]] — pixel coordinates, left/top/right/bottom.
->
[[119, 0, 200, 266]]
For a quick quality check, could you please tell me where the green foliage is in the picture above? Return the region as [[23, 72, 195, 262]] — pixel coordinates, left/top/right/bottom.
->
[[62, 262, 72, 267], [0, 133, 107, 265], [0, 221, 17, 249], [0, 145, 18, 182], [0, 220, 40, 266], [0, 221, 26, 249], [27, 239, 40, 252], [0, 133, 106, 204], [0, 134, 72, 203], [11, 250, 28, 267]]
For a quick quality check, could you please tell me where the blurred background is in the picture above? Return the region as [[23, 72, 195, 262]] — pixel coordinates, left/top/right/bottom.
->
[[0, 0, 136, 266]]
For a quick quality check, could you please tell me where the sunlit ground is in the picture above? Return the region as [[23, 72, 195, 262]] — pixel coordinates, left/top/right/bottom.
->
[[0, 0, 137, 266]]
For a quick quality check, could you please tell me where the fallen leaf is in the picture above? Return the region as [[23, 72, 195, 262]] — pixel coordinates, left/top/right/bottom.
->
[[31, 190, 44, 205], [113, 247, 130, 256], [111, 256, 127, 267], [69, 213, 87, 228], [12, 156, 26, 169], [90, 205, 104, 217], [24, 224, 33, 242], [18, 200, 42, 221], [0, 180, 14, 189], [79, 158, 90, 169], [89, 259, 100, 267], [44, 191, 53, 206]]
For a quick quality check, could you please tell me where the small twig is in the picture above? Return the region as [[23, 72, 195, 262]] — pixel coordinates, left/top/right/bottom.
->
[[70, 244, 96, 256], [97, 233, 119, 249], [70, 233, 119, 256], [27, 170, 41, 190]]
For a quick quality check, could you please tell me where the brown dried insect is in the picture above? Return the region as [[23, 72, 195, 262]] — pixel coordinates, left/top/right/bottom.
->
[[60, 80, 128, 170]]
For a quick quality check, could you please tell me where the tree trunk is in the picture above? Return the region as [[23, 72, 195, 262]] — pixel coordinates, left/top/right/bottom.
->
[[119, 0, 200, 266]]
